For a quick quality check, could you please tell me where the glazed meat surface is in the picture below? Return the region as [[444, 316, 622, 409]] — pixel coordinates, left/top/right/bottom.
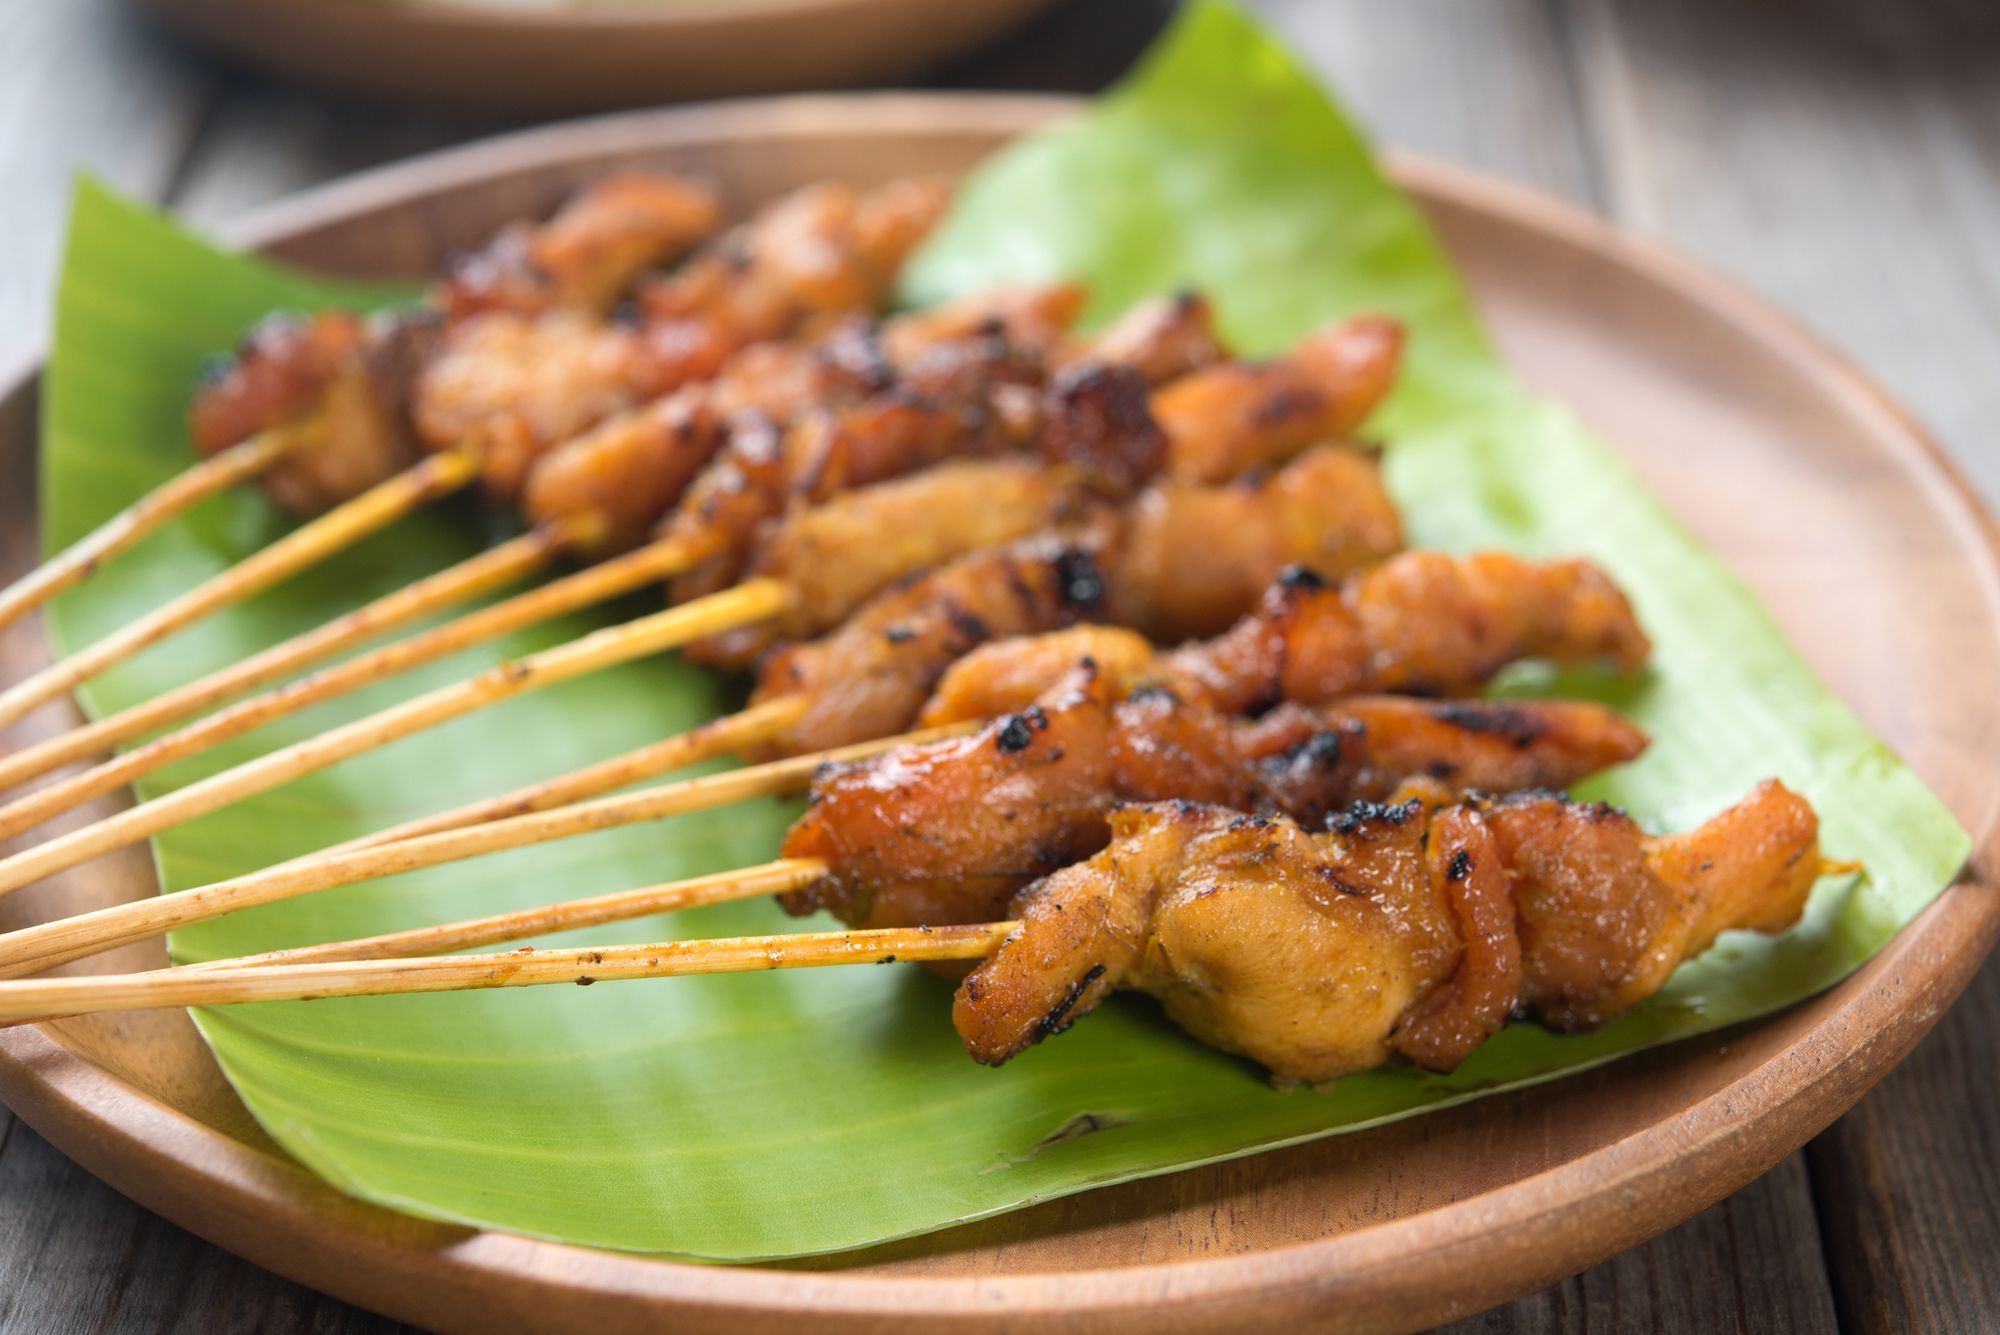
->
[[1169, 552, 1651, 714], [953, 781, 1822, 1084], [749, 444, 1404, 755], [1105, 443, 1403, 641], [1151, 315, 1402, 482], [780, 667, 1646, 931], [922, 551, 1651, 725], [412, 310, 656, 501], [635, 178, 949, 390], [521, 285, 1083, 553], [660, 314, 1378, 620], [751, 528, 1116, 759], [735, 459, 1098, 647], [1060, 292, 1225, 388], [189, 311, 440, 514], [434, 172, 722, 321]]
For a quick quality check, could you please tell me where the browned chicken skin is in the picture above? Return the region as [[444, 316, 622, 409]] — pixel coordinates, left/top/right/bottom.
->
[[1062, 291, 1226, 388], [191, 176, 943, 515], [412, 310, 658, 502], [921, 551, 1650, 725], [415, 179, 949, 503], [520, 286, 1084, 555], [189, 310, 441, 514], [682, 363, 1175, 668], [634, 178, 950, 390], [433, 173, 722, 321], [659, 310, 1397, 634], [780, 666, 1647, 932], [749, 443, 1405, 756], [656, 293, 1230, 622], [953, 781, 1823, 1084], [735, 458, 1102, 648], [1151, 315, 1402, 482]]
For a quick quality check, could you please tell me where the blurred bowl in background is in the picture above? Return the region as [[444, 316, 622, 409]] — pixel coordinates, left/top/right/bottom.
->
[[129, 0, 1061, 112]]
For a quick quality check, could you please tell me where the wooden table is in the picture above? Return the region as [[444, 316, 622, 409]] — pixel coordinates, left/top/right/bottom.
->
[[3, 0, 1997, 1330]]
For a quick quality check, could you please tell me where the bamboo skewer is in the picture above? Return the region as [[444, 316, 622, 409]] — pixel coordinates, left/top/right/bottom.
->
[[0, 920, 1015, 1025], [192, 858, 827, 970], [0, 719, 966, 978], [0, 529, 710, 838], [0, 430, 305, 637], [0, 525, 569, 800], [293, 695, 809, 861], [0, 450, 479, 733], [0, 578, 796, 902]]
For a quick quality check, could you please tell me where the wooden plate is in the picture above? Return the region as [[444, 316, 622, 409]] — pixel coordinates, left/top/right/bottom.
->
[[129, 0, 1058, 112], [2, 95, 1997, 1334]]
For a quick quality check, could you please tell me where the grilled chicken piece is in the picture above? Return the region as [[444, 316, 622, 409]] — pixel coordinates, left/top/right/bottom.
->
[[657, 309, 1200, 617], [922, 551, 1650, 725], [635, 178, 950, 390], [735, 459, 1100, 648], [749, 444, 1402, 755], [780, 666, 1647, 930], [435, 173, 722, 321], [418, 177, 950, 504], [753, 527, 1115, 758], [684, 365, 1170, 668], [1170, 553, 1651, 714], [1105, 443, 1402, 641], [1237, 696, 1648, 826], [189, 311, 441, 514], [1057, 291, 1225, 387], [412, 310, 656, 501], [1152, 315, 1402, 482], [881, 282, 1088, 367], [191, 311, 366, 458], [660, 312, 1381, 624], [521, 286, 1083, 554], [954, 781, 1822, 1083]]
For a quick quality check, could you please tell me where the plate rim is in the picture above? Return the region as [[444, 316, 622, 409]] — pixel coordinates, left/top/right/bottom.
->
[[2, 91, 1996, 1331]]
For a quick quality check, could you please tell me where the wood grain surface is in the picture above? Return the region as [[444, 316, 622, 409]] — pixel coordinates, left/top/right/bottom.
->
[[2, 1, 1997, 1331]]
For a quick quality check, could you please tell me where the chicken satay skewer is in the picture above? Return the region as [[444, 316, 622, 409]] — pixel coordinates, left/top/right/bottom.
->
[[0, 631, 1645, 980], [0, 280, 1069, 798], [0, 309, 1362, 843], [0, 276, 1105, 803], [0, 173, 724, 644], [0, 430, 304, 637], [179, 687, 1647, 972], [0, 781, 1846, 1040], [0, 175, 736, 733], [0, 175, 938, 754], [0, 720, 975, 979]]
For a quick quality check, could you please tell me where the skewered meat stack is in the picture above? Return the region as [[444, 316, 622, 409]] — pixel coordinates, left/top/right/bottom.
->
[[0, 628, 1837, 1092], [0, 261, 1405, 891], [0, 173, 953, 741], [0, 172, 1847, 1094]]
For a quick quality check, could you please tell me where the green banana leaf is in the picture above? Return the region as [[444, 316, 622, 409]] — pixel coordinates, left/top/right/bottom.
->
[[39, 0, 1967, 1260]]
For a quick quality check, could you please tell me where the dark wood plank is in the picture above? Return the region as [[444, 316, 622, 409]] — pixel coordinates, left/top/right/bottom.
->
[[1566, 0, 2000, 501], [1808, 961, 2000, 1331], [1435, 1154, 1838, 1334], [0, 1116, 415, 1334], [1570, 0, 2000, 1328]]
